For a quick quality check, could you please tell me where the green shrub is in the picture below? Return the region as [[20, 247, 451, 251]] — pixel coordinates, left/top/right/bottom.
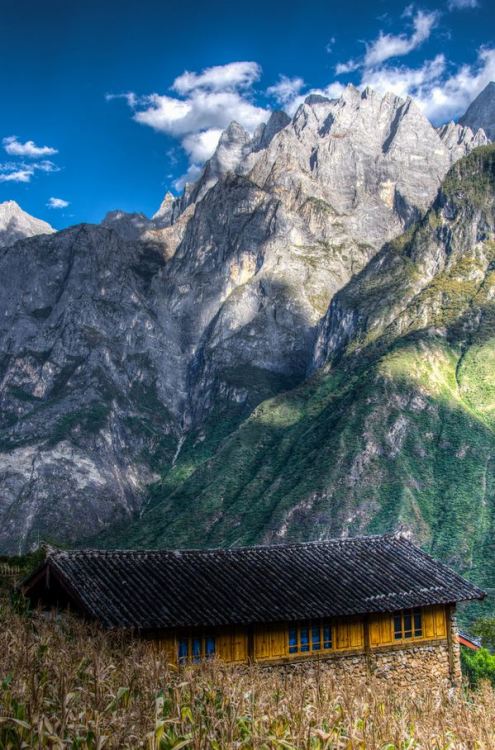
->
[[471, 617, 495, 652], [461, 647, 495, 687]]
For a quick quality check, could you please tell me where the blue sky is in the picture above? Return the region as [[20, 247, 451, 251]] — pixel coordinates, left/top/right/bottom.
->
[[0, 0, 494, 228]]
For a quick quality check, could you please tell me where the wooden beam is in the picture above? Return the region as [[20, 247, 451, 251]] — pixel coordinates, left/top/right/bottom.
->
[[446, 604, 458, 686]]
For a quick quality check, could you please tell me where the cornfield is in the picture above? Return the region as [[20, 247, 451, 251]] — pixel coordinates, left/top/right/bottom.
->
[[1, 597, 495, 749]]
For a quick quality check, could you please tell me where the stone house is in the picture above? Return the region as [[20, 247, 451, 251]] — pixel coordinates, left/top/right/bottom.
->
[[21, 534, 484, 686]]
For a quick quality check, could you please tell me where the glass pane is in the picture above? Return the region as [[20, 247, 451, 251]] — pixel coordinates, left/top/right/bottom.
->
[[323, 624, 332, 649], [394, 614, 402, 640], [178, 638, 188, 664], [311, 625, 321, 651], [414, 610, 422, 637], [289, 626, 298, 653], [192, 637, 201, 662], [404, 612, 412, 638], [205, 637, 216, 657], [300, 626, 309, 652]]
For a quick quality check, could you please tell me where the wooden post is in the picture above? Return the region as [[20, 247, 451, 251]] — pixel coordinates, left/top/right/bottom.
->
[[247, 625, 255, 664], [363, 614, 372, 675]]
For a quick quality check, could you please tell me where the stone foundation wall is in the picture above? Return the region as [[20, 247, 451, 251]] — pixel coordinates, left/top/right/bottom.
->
[[260, 606, 462, 688], [268, 638, 458, 689]]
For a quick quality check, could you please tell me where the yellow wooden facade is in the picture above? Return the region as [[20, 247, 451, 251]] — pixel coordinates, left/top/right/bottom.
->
[[158, 605, 448, 666]]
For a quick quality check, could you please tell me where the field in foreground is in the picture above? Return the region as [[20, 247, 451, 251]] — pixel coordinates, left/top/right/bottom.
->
[[1, 598, 495, 749]]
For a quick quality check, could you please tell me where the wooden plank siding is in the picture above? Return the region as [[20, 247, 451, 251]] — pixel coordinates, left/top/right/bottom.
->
[[164, 605, 448, 666]]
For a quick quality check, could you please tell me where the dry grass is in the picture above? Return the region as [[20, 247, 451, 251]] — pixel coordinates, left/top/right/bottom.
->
[[1, 598, 495, 749]]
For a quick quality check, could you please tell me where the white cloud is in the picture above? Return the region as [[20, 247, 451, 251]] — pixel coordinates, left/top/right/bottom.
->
[[361, 46, 495, 122], [105, 91, 138, 107], [325, 36, 336, 53], [0, 157, 59, 184], [332, 5, 493, 124], [364, 11, 439, 67], [174, 163, 203, 192], [172, 61, 261, 94], [33, 160, 59, 173], [47, 197, 69, 209], [448, 0, 478, 9], [323, 82, 346, 99], [111, 61, 270, 189], [0, 167, 33, 183], [3, 136, 58, 158], [335, 59, 360, 75], [134, 90, 267, 137], [267, 76, 305, 106], [181, 129, 224, 162], [335, 11, 438, 81], [362, 54, 446, 101]]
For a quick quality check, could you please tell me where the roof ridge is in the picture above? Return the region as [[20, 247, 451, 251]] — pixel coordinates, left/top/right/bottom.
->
[[55, 533, 400, 557]]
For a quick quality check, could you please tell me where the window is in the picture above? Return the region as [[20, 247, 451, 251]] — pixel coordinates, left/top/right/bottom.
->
[[288, 622, 333, 654], [394, 609, 422, 640], [178, 635, 216, 664]]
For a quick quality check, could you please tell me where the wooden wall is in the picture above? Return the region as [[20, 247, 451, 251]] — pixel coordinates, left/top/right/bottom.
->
[[158, 605, 448, 666]]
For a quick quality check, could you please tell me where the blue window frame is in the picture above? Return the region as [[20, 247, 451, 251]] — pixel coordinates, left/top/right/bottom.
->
[[311, 625, 321, 651], [178, 638, 188, 664], [300, 626, 309, 651], [288, 622, 333, 655], [289, 626, 298, 653], [192, 637, 202, 662], [177, 635, 216, 663], [323, 624, 332, 650]]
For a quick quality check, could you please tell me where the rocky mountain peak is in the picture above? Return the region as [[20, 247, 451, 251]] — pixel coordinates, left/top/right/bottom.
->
[[437, 121, 489, 162], [459, 81, 495, 140], [253, 110, 291, 150], [212, 121, 252, 169], [152, 191, 179, 227], [0, 200, 54, 248]]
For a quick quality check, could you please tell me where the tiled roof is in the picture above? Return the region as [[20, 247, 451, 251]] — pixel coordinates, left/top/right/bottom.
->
[[22, 535, 485, 629]]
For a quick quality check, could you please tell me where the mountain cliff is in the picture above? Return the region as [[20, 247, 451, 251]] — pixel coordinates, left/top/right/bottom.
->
[[0, 85, 493, 563]]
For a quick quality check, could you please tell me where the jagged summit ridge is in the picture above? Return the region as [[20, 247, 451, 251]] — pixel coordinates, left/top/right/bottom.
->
[[157, 84, 485, 246], [0, 200, 54, 248], [107, 84, 489, 246]]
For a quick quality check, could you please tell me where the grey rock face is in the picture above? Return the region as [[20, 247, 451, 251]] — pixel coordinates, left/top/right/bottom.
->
[[312, 148, 495, 373], [0, 225, 176, 551], [102, 210, 155, 241], [0, 201, 54, 248], [437, 121, 489, 162], [459, 81, 495, 141], [0, 86, 489, 552], [245, 86, 467, 248]]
